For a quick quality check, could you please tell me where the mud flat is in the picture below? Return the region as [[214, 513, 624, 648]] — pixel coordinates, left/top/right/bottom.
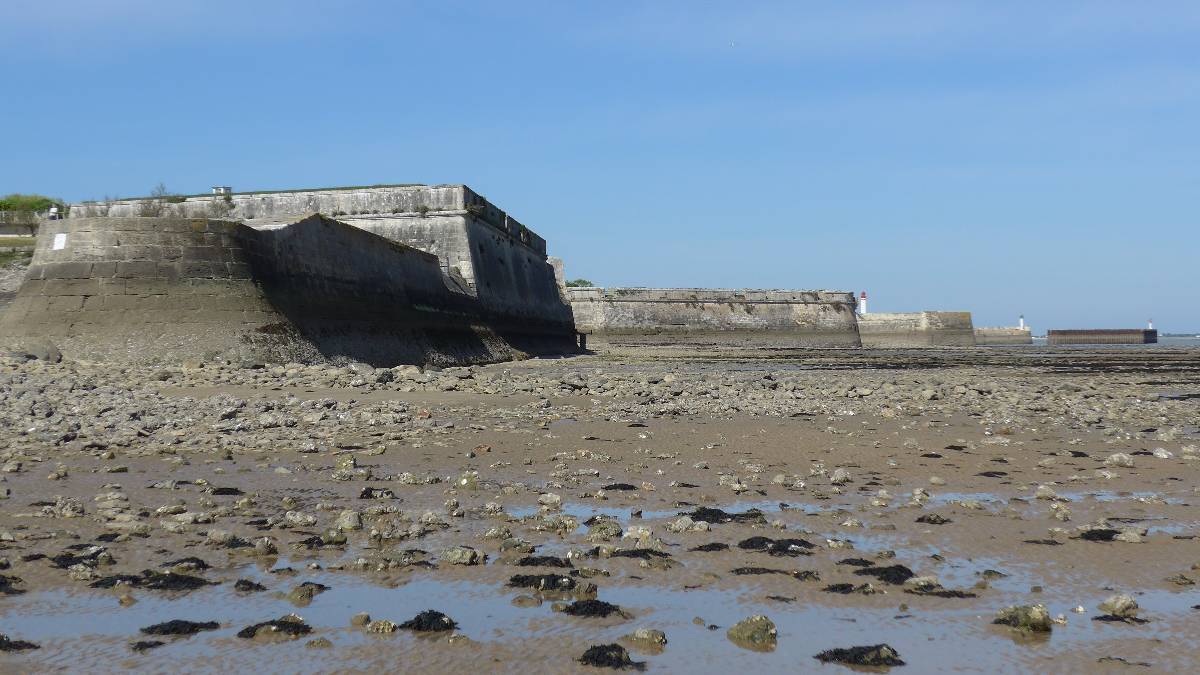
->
[[0, 344, 1198, 672]]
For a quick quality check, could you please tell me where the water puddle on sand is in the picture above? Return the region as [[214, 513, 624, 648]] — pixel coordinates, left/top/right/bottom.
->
[[506, 499, 821, 526], [2, 561, 1198, 673]]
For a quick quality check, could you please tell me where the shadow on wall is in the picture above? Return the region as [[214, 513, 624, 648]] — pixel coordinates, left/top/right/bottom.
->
[[240, 216, 578, 366], [0, 215, 579, 367]]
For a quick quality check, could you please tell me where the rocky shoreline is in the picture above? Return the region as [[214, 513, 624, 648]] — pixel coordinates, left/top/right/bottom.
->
[[0, 345, 1197, 671]]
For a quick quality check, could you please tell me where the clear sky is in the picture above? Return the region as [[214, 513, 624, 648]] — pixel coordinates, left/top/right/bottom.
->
[[2, 1, 1197, 331]]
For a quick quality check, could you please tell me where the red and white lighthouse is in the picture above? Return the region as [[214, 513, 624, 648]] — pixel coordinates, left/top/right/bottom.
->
[[858, 291, 868, 316]]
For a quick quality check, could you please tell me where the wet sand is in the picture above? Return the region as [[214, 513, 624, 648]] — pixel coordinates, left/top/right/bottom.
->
[[0, 345, 1198, 672]]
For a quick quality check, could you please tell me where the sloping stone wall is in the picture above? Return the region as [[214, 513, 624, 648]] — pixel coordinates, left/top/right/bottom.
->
[[0, 216, 576, 365]]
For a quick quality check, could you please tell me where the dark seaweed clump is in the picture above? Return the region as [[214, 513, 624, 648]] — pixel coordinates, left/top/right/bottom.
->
[[1080, 529, 1120, 542], [603, 483, 638, 491], [689, 542, 729, 552], [854, 565, 914, 585], [399, 610, 458, 632], [737, 536, 814, 556], [815, 644, 905, 667], [160, 557, 209, 571], [236, 618, 312, 639], [140, 619, 220, 636], [683, 507, 766, 525], [508, 574, 576, 591], [578, 643, 645, 670], [560, 599, 627, 618], [0, 634, 39, 652], [90, 569, 212, 591], [517, 555, 573, 568]]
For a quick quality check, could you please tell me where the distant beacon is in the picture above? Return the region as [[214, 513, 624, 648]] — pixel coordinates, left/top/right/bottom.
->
[[858, 291, 868, 316]]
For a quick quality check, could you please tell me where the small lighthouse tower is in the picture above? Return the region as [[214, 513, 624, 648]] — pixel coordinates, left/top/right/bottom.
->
[[1148, 318, 1154, 330], [858, 291, 868, 316], [1018, 315, 1025, 330]]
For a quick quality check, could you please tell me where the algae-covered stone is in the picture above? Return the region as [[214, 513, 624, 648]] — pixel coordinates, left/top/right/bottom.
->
[[993, 604, 1052, 632], [586, 518, 623, 543], [334, 510, 362, 532], [727, 615, 777, 651], [365, 619, 398, 633], [1098, 594, 1139, 618], [441, 545, 484, 566], [815, 643, 905, 667]]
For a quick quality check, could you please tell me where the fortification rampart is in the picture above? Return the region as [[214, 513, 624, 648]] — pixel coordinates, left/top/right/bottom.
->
[[565, 287, 861, 347], [858, 311, 976, 347], [0, 216, 576, 365], [975, 327, 1033, 345], [67, 185, 570, 340]]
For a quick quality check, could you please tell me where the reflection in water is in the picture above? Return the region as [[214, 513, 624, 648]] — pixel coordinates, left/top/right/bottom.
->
[[1, 561, 1197, 673]]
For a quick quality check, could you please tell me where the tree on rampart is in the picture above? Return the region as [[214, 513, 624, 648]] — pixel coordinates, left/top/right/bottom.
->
[[0, 193, 65, 235], [565, 278, 595, 287]]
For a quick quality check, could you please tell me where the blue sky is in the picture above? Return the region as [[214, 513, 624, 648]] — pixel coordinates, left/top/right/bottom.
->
[[2, 1, 1197, 331]]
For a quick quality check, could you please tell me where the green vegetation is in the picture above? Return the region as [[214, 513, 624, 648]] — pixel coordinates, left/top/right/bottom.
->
[[565, 278, 595, 287], [0, 193, 65, 235], [0, 249, 33, 266], [2, 236, 36, 247], [0, 194, 62, 213], [136, 183, 173, 216]]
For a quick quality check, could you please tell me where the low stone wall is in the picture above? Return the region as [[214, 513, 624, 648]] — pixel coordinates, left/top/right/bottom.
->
[[1047, 329, 1158, 345], [565, 288, 861, 347], [858, 311, 976, 347], [975, 327, 1033, 345], [0, 216, 576, 365]]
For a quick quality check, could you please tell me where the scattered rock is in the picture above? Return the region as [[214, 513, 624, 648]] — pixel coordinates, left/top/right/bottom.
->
[[993, 604, 1053, 632], [726, 615, 777, 651], [815, 644, 905, 667]]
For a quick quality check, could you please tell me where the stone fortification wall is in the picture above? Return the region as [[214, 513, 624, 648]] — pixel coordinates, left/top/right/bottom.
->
[[0, 216, 576, 366], [566, 288, 861, 347], [68, 185, 569, 333], [975, 327, 1033, 345], [858, 311, 976, 347], [1047, 329, 1157, 345], [71, 184, 548, 255]]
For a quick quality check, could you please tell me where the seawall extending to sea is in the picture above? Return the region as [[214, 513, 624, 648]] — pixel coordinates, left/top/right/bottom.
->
[[1047, 329, 1158, 345], [859, 311, 976, 347], [565, 287, 862, 347], [0, 215, 577, 366], [975, 327, 1033, 346]]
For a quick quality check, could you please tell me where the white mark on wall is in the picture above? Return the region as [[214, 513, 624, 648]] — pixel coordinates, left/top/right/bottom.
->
[[52, 233, 67, 250]]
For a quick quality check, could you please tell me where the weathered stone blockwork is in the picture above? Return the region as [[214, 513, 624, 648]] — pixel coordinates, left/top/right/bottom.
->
[[0, 216, 576, 365], [70, 185, 570, 336], [975, 327, 1033, 345], [565, 287, 861, 347], [858, 311, 976, 347]]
